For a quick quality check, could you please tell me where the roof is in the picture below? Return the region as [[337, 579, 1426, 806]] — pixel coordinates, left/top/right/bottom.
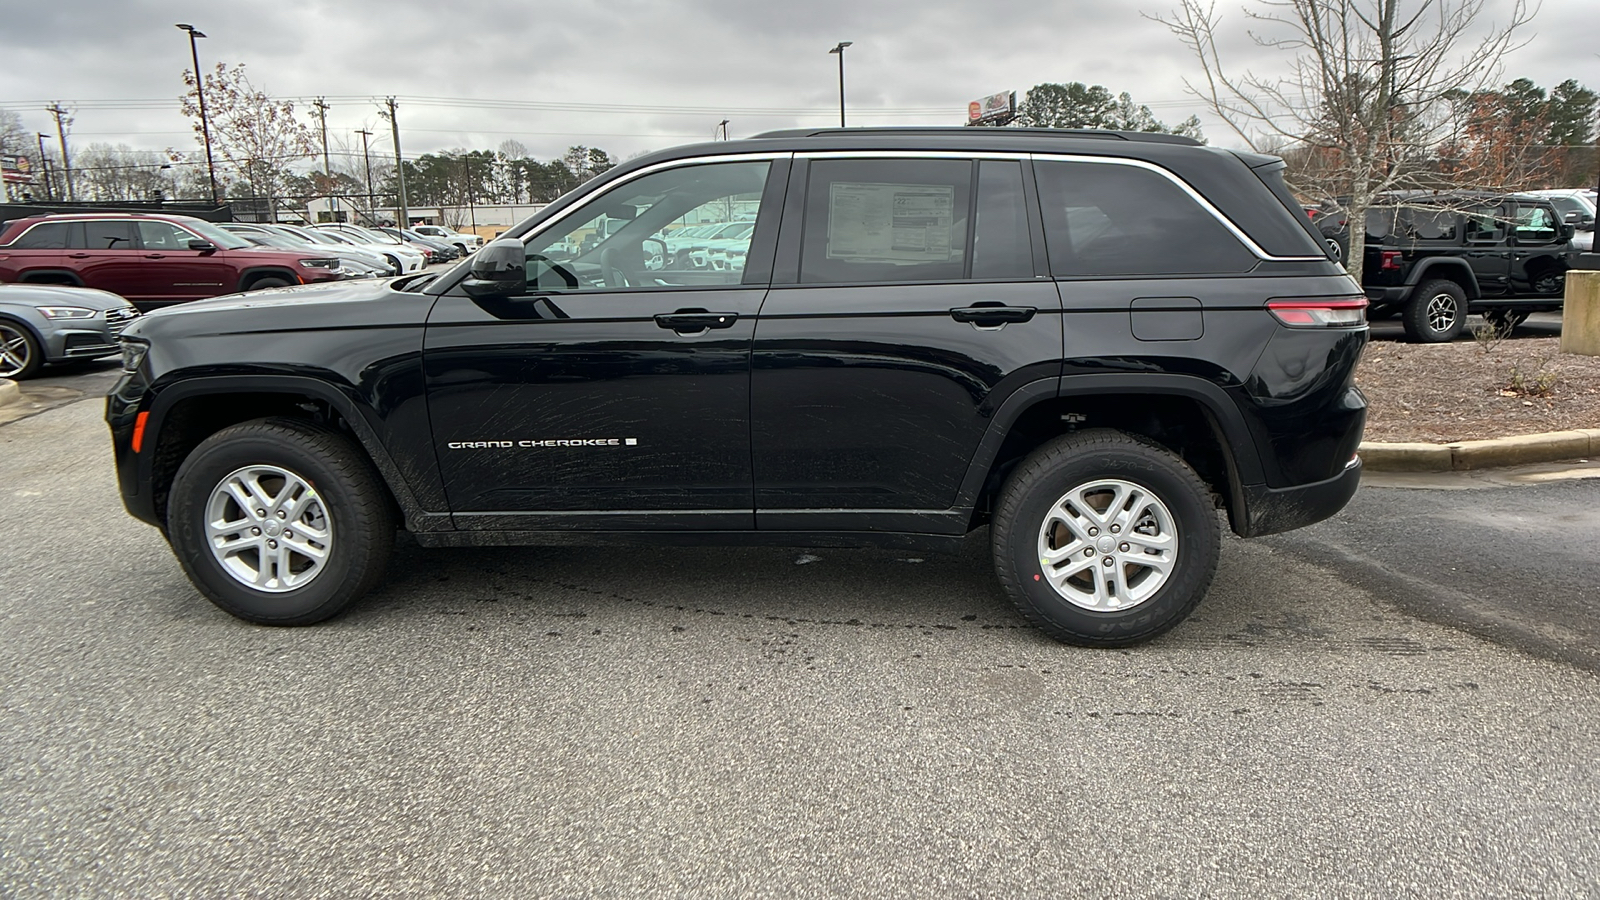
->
[[749, 126, 1203, 146]]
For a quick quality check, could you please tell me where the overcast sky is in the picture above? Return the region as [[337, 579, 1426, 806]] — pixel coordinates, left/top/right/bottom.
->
[[0, 0, 1593, 168]]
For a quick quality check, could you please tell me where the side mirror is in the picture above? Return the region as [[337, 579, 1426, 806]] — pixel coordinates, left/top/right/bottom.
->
[[461, 238, 526, 298], [1560, 223, 1576, 242], [187, 239, 216, 252]]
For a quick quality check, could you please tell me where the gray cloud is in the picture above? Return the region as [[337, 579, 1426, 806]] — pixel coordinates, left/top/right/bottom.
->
[[0, 0, 1592, 166]]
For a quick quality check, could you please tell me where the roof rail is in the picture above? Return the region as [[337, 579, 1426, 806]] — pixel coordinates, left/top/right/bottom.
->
[[749, 126, 1204, 146]]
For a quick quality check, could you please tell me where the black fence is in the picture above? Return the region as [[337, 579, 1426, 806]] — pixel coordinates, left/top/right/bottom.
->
[[0, 200, 231, 228]]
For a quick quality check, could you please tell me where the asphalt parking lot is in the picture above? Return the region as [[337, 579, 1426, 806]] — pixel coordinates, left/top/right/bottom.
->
[[4, 398, 1599, 897]]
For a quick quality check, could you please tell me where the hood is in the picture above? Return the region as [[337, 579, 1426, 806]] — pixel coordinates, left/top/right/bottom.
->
[[0, 283, 134, 311], [121, 275, 436, 344]]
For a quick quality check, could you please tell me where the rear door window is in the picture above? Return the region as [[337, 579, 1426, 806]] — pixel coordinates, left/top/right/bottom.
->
[[1405, 208, 1458, 242], [82, 221, 137, 250], [1033, 160, 1255, 277], [798, 158, 971, 284]]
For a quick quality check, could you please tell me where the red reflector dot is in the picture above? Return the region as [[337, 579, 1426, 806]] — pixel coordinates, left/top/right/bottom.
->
[[1034, 574, 1041, 581]]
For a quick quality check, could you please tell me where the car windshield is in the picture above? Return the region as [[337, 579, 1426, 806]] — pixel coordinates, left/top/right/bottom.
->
[[179, 219, 252, 250]]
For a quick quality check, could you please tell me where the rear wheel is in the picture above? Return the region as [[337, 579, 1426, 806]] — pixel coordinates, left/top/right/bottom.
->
[[0, 320, 43, 379], [167, 417, 395, 625], [991, 428, 1221, 646], [1402, 279, 1468, 343]]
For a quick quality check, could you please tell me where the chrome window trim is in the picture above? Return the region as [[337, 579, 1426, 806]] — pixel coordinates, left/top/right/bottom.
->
[[516, 152, 791, 245], [796, 149, 1324, 262]]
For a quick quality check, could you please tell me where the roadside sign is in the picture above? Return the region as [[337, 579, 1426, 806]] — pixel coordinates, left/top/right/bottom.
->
[[966, 91, 1017, 126], [1, 154, 33, 183]]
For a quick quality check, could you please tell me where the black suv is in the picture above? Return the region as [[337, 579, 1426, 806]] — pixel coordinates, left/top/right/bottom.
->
[[1320, 193, 1575, 342], [109, 127, 1367, 646]]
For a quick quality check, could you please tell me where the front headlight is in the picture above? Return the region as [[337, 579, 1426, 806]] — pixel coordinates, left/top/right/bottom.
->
[[38, 306, 98, 319], [298, 258, 341, 269], [120, 338, 150, 373]]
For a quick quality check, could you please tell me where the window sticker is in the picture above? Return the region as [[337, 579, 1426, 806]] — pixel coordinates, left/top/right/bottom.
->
[[827, 182, 955, 263]]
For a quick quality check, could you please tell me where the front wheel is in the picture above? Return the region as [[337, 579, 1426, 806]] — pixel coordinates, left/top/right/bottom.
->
[[1402, 279, 1469, 343], [167, 418, 395, 625], [991, 428, 1221, 646], [0, 320, 43, 380]]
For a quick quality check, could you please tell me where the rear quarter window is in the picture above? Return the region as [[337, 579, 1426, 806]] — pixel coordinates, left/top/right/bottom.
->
[[1033, 160, 1256, 277]]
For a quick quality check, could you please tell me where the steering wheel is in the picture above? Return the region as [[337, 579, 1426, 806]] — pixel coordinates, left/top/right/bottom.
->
[[528, 253, 580, 289]]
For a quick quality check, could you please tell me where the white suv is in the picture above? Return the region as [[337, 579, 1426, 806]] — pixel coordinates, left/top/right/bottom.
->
[[410, 224, 483, 255]]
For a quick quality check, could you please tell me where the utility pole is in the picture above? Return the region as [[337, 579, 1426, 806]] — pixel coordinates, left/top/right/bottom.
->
[[383, 97, 410, 228], [313, 97, 338, 222], [175, 24, 219, 205], [35, 133, 53, 202], [716, 119, 729, 140], [828, 42, 852, 127], [355, 128, 375, 220], [46, 104, 74, 200]]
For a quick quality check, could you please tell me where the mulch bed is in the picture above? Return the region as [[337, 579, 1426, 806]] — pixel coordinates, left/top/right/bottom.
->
[[1357, 336, 1600, 443]]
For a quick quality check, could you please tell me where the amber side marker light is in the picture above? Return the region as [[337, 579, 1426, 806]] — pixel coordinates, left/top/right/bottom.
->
[[132, 412, 150, 453], [1267, 297, 1369, 328]]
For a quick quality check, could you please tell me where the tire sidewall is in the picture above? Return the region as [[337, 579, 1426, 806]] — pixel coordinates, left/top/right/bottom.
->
[[169, 428, 372, 624], [996, 442, 1220, 644]]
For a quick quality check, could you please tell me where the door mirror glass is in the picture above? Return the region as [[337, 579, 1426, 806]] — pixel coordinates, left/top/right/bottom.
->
[[462, 239, 528, 298]]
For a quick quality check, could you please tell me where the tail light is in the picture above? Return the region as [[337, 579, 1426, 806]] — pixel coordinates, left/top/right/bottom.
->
[[1267, 297, 1368, 328], [1380, 250, 1403, 271]]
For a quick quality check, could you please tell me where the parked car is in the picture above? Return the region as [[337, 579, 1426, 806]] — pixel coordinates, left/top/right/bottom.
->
[[375, 227, 459, 263], [0, 283, 139, 379], [0, 213, 344, 310], [312, 223, 428, 272], [260, 223, 397, 275], [409, 224, 482, 255], [218, 223, 391, 277], [1334, 193, 1576, 341], [109, 126, 1366, 646]]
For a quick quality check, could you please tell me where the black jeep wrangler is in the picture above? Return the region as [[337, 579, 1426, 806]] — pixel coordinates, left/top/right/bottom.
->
[[109, 127, 1368, 646], [1321, 192, 1575, 342]]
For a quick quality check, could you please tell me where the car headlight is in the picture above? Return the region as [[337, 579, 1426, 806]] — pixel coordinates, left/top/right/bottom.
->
[[38, 306, 98, 319], [298, 258, 341, 269], [120, 338, 150, 372]]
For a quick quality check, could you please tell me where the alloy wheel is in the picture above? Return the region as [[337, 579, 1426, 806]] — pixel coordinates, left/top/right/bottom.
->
[[205, 464, 334, 592], [1036, 478, 1179, 611], [1425, 292, 1460, 335], [0, 324, 32, 378]]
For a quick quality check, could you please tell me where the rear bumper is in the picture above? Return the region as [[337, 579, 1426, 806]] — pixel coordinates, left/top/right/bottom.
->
[[1238, 456, 1362, 537]]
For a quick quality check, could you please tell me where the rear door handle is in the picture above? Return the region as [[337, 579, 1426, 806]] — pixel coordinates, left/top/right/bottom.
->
[[144, 253, 166, 259], [654, 310, 739, 334], [67, 253, 90, 259], [950, 305, 1035, 326]]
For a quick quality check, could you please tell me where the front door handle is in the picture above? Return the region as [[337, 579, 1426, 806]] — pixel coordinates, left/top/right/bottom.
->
[[144, 253, 166, 259], [67, 253, 90, 259], [655, 310, 738, 333], [950, 305, 1036, 326]]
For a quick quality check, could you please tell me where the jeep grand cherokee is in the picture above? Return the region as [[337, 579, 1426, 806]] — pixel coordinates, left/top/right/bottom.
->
[[108, 127, 1368, 646]]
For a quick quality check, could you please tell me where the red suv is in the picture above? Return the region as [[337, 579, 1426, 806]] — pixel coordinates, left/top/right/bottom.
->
[[0, 213, 344, 309]]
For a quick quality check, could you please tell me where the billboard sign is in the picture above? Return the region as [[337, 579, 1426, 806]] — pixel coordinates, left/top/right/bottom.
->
[[967, 91, 1016, 126], [1, 154, 33, 183]]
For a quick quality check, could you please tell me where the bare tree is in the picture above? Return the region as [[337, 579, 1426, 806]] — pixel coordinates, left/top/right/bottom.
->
[[1154, 0, 1535, 282], [177, 62, 318, 205]]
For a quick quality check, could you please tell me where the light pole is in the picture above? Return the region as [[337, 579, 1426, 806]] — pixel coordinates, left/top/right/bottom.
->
[[828, 41, 852, 127], [176, 24, 219, 205], [35, 133, 53, 202], [355, 129, 375, 219]]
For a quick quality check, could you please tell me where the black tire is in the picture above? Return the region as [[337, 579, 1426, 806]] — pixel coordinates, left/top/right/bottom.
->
[[0, 319, 45, 380], [167, 417, 395, 625], [247, 276, 291, 292], [1402, 279, 1469, 343], [990, 428, 1222, 647], [383, 254, 402, 274]]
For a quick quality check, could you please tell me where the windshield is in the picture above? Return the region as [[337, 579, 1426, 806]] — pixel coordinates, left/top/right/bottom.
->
[[180, 218, 252, 250]]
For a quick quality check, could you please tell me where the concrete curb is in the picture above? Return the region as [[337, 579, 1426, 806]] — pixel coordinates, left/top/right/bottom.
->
[[0, 379, 19, 409], [1360, 428, 1600, 472]]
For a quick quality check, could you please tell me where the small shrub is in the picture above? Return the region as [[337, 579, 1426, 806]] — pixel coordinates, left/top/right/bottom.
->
[[1471, 320, 1513, 353], [1504, 354, 1559, 397]]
